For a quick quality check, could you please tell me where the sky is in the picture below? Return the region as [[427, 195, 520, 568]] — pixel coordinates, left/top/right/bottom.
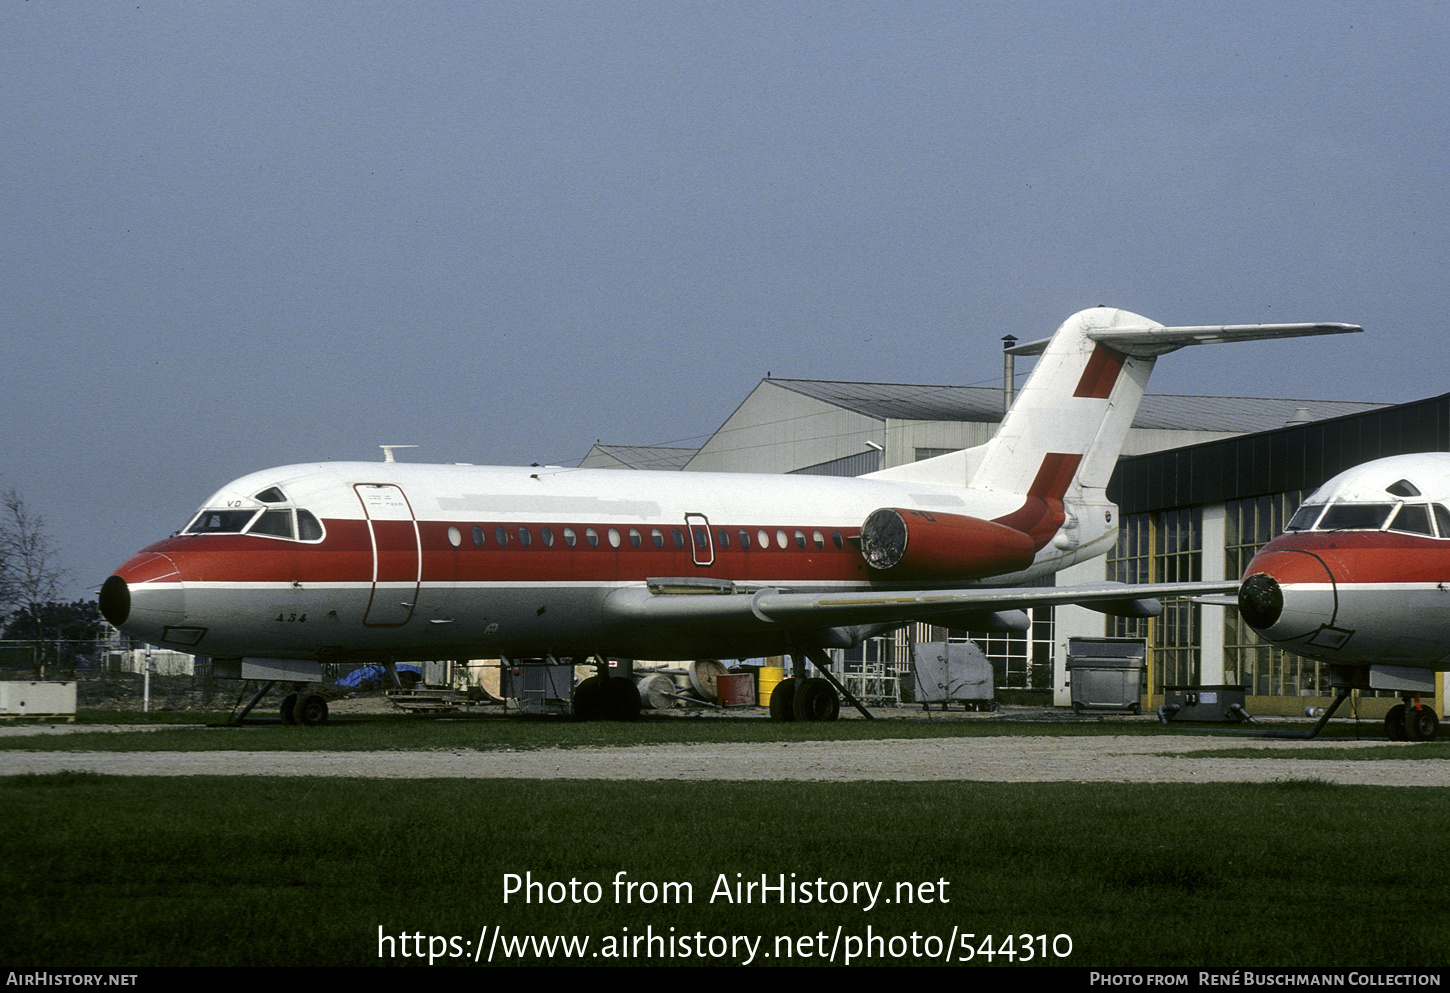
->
[[2, 1, 1447, 600]]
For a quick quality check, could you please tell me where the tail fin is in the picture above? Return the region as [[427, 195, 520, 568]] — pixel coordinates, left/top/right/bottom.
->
[[969, 307, 1159, 497], [868, 307, 1360, 497]]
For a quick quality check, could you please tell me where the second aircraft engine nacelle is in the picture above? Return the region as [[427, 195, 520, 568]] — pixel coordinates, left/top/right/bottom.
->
[[859, 508, 1036, 581]]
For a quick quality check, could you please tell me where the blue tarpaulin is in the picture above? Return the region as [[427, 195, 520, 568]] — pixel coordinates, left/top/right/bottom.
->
[[335, 664, 422, 689]]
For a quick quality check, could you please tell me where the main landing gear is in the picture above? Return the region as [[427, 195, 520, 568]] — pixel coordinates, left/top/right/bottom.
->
[[279, 690, 330, 726], [1385, 697, 1440, 742], [572, 673, 641, 722], [228, 680, 330, 726], [768, 676, 841, 722], [768, 648, 874, 722]]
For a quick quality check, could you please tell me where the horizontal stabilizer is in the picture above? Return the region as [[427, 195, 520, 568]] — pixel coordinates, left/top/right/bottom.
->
[[1008, 322, 1362, 358]]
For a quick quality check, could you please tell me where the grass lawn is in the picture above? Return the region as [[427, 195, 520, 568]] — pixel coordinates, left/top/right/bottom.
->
[[1, 773, 1446, 968]]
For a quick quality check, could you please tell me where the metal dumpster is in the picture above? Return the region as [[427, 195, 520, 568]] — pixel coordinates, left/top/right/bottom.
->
[[1066, 637, 1146, 714]]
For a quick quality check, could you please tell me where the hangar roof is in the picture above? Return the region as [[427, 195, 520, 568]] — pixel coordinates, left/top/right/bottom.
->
[[765, 378, 1388, 433], [1112, 392, 1450, 512], [578, 444, 699, 471]]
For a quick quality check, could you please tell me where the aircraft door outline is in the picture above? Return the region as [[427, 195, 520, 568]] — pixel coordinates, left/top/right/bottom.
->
[[685, 513, 714, 567], [355, 483, 421, 626]]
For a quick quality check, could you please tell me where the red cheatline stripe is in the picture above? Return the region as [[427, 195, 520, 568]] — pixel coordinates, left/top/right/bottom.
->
[[1073, 343, 1125, 398]]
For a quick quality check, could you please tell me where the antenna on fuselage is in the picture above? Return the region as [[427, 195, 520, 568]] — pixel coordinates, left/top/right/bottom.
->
[[380, 445, 418, 463]]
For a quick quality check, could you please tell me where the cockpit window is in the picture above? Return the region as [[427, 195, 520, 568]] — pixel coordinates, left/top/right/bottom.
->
[[1286, 504, 1324, 531], [1314, 504, 1393, 531], [182, 505, 325, 541], [255, 487, 288, 503], [184, 509, 258, 534], [1386, 479, 1421, 498], [1388, 503, 1434, 536], [249, 510, 296, 539], [298, 511, 324, 541], [1436, 506, 1450, 540]]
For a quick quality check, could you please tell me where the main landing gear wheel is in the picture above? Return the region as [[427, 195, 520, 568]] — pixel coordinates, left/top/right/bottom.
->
[[793, 677, 840, 722], [1405, 705, 1439, 742], [769, 678, 797, 722], [280, 693, 298, 725], [1385, 704, 1408, 741], [572, 676, 640, 721], [296, 694, 329, 726], [603, 676, 641, 721], [573, 676, 604, 721]]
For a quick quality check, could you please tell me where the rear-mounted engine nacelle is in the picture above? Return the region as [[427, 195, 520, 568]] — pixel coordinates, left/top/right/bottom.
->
[[859, 508, 1036, 581]]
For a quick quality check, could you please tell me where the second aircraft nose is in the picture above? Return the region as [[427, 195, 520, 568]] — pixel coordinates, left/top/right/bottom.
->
[[1238, 572, 1282, 628], [1236, 546, 1339, 642]]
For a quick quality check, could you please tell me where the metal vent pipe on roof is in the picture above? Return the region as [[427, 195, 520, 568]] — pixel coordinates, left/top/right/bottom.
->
[[1001, 336, 1018, 413]]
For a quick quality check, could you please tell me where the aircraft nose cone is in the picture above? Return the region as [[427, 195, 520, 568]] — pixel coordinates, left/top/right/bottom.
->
[[101, 552, 185, 640], [99, 575, 131, 627], [1238, 573, 1283, 629]]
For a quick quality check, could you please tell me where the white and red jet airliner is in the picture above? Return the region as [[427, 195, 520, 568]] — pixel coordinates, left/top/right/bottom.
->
[[1239, 452, 1450, 740], [100, 307, 1359, 723]]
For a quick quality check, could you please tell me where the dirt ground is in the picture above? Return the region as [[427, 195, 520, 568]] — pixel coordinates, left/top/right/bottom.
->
[[0, 730, 1443, 785], [0, 675, 1442, 785]]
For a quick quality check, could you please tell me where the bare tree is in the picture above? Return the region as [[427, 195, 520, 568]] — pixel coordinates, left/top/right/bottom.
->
[[0, 486, 72, 676]]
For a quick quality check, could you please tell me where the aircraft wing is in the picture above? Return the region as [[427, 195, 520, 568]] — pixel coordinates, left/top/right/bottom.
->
[[603, 580, 1239, 642]]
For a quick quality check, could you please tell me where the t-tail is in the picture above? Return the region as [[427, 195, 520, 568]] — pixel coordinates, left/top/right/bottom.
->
[[870, 307, 1361, 511]]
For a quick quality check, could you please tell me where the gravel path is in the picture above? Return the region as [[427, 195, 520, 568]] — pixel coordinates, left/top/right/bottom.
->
[[1, 734, 1445, 785]]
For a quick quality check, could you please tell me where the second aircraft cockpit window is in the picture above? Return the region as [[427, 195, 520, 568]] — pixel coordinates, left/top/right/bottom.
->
[[1293, 501, 1450, 538]]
